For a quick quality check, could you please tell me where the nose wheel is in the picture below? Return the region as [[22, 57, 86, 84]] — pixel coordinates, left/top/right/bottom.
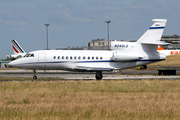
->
[[33, 75, 37, 80], [33, 69, 37, 80]]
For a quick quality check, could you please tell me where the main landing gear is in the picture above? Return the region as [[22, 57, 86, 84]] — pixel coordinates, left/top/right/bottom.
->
[[33, 69, 37, 80], [95, 71, 103, 80]]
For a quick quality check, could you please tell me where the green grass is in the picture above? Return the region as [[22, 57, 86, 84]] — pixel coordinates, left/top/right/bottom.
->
[[0, 80, 180, 119]]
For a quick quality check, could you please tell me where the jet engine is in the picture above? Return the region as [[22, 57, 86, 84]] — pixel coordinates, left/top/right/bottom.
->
[[112, 52, 143, 61]]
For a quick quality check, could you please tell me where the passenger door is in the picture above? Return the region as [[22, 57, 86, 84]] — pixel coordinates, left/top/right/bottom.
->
[[38, 53, 46, 68]]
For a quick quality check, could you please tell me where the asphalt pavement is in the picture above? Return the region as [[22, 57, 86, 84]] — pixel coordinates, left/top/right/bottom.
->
[[0, 69, 180, 80]]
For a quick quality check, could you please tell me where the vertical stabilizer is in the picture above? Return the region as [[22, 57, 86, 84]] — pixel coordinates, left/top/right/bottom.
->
[[137, 19, 167, 44], [157, 45, 165, 50], [11, 40, 25, 54]]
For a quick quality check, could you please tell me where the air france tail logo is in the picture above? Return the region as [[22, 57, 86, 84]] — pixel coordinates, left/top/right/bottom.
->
[[114, 44, 128, 48]]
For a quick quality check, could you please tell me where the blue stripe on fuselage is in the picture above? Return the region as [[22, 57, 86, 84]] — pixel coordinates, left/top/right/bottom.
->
[[24, 59, 165, 65]]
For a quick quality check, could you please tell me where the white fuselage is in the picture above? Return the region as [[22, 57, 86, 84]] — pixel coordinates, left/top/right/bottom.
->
[[9, 49, 166, 71], [8, 19, 168, 77]]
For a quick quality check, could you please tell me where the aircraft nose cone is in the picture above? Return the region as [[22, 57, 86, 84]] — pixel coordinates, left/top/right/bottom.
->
[[8, 60, 19, 67], [8, 61, 15, 67]]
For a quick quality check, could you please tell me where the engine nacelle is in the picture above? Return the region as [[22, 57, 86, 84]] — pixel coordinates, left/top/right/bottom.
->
[[112, 52, 143, 61]]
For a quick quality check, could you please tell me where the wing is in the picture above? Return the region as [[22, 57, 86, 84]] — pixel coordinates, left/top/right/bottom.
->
[[73, 66, 113, 72]]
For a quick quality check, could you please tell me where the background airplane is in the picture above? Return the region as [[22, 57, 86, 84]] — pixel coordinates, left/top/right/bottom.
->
[[6, 40, 26, 59], [9, 19, 168, 80], [157, 45, 180, 56]]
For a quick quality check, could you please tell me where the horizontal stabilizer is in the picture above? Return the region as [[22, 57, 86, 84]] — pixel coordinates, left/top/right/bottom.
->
[[141, 41, 170, 45]]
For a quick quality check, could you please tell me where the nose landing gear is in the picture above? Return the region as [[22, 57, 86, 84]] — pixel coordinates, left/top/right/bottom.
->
[[33, 69, 37, 80], [33, 75, 37, 80]]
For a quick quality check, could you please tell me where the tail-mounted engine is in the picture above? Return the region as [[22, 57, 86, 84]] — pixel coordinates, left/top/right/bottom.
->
[[112, 51, 144, 61]]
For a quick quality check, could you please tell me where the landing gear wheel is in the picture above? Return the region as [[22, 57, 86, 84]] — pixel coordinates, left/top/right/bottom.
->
[[33, 75, 37, 80], [95, 75, 103, 80], [32, 69, 37, 80], [95, 71, 103, 80]]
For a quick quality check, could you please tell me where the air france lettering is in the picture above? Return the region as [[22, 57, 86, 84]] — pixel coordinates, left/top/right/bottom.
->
[[114, 44, 128, 48]]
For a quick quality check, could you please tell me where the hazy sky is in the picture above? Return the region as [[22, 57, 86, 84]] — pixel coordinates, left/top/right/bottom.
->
[[0, 0, 180, 59]]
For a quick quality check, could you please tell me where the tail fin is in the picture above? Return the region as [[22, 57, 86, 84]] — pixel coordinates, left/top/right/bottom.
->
[[137, 19, 168, 45], [11, 40, 25, 54], [157, 45, 165, 50]]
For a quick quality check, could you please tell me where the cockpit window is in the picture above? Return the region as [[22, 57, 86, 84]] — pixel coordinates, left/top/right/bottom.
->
[[27, 54, 31, 57], [24, 53, 29, 57], [24, 53, 34, 57], [30, 54, 34, 57], [24, 54, 27, 57]]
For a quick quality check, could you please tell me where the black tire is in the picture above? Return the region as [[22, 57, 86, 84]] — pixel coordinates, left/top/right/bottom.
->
[[33, 76, 37, 80], [95, 75, 102, 80]]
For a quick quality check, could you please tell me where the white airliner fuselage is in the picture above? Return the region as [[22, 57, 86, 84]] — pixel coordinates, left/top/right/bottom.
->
[[12, 49, 165, 70], [9, 19, 168, 80], [157, 45, 180, 56]]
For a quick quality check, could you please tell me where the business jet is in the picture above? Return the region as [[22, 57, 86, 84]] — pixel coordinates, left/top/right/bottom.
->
[[157, 45, 180, 56], [9, 19, 168, 80], [7, 40, 26, 58]]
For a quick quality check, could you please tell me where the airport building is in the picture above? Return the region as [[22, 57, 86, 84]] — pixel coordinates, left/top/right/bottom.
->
[[161, 35, 180, 43], [0, 61, 10, 68], [56, 35, 180, 51], [88, 38, 112, 50], [88, 35, 180, 50], [57, 46, 88, 50], [161, 35, 180, 49]]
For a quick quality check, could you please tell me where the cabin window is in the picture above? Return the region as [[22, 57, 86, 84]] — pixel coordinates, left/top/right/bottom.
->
[[92, 57, 94, 59], [54, 56, 56, 59], [83, 56, 86, 59], [88, 56, 90, 59], [96, 57, 98, 59], [66, 56, 68, 59], [62, 56, 64, 59], [78, 56, 81, 59], [58, 56, 60, 59], [74, 56, 76, 59], [70, 56, 72, 59], [100, 57, 103, 60]]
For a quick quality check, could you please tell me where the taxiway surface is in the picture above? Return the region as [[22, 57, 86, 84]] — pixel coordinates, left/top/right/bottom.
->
[[0, 69, 180, 80]]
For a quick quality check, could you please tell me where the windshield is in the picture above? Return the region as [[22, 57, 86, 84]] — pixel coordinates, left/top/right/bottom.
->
[[24, 53, 34, 57]]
